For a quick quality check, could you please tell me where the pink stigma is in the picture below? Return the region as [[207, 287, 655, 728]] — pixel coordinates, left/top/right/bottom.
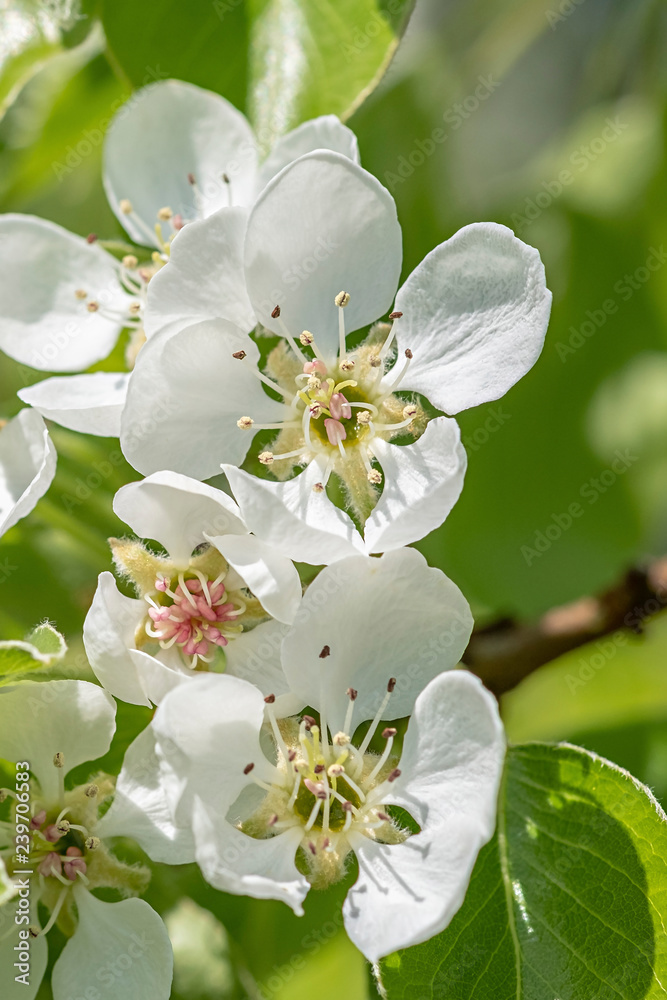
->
[[324, 418, 347, 446], [329, 393, 352, 420], [148, 576, 237, 663], [303, 360, 327, 375]]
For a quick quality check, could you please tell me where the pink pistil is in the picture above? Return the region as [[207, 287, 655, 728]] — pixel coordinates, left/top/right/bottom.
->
[[324, 418, 346, 447], [303, 360, 327, 375], [38, 852, 62, 878], [148, 576, 237, 661], [30, 810, 47, 830], [329, 392, 352, 420], [63, 846, 86, 882]]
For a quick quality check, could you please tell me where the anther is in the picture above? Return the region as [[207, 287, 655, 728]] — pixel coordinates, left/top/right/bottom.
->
[[53, 752, 65, 768], [322, 837, 331, 850], [300, 331, 313, 345], [85, 836, 101, 851], [302, 715, 316, 731], [86, 233, 97, 243], [259, 451, 274, 465], [151, 251, 162, 263], [328, 764, 345, 777], [264, 693, 276, 704], [334, 732, 350, 746], [389, 311, 403, 320], [320, 645, 331, 659], [402, 404, 418, 419], [232, 350, 246, 360], [237, 416, 254, 429], [268, 814, 279, 827], [342, 801, 353, 812], [314, 764, 325, 775], [304, 779, 327, 800], [377, 811, 391, 822], [357, 410, 372, 425], [122, 254, 138, 269], [334, 291, 351, 308], [308, 841, 317, 855], [307, 375, 321, 391], [87, 301, 99, 312], [405, 349, 413, 359], [382, 727, 397, 739], [157, 206, 173, 220], [222, 172, 230, 184], [387, 768, 401, 782], [312, 482, 325, 494], [119, 199, 133, 214], [288, 749, 297, 762], [187, 173, 196, 185], [309, 402, 324, 418], [28, 926, 39, 938], [74, 289, 87, 299], [128, 302, 141, 315], [367, 470, 382, 485], [347, 687, 358, 701], [243, 763, 255, 775], [339, 358, 355, 372], [56, 819, 70, 835], [388, 678, 397, 692], [369, 354, 382, 368], [271, 305, 281, 318]]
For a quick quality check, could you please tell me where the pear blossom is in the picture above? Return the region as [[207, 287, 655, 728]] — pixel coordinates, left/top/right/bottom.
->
[[83, 470, 302, 709], [121, 150, 551, 560], [0, 409, 56, 538], [107, 548, 501, 961], [0, 679, 191, 1000], [1, 78, 359, 436]]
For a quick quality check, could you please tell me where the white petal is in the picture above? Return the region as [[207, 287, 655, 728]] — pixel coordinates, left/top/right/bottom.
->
[[0, 680, 115, 805], [365, 417, 466, 553], [193, 798, 308, 913], [388, 670, 505, 830], [0, 215, 125, 371], [120, 321, 288, 478], [83, 572, 149, 707], [344, 671, 505, 961], [152, 674, 274, 824], [114, 470, 247, 566], [223, 462, 365, 565], [144, 207, 254, 339], [394, 222, 552, 413], [103, 80, 258, 245], [97, 726, 195, 864], [223, 620, 302, 718], [0, 409, 56, 537], [281, 548, 473, 733], [18, 372, 129, 436], [256, 115, 360, 192], [127, 649, 192, 706], [244, 151, 402, 359], [207, 532, 301, 624], [52, 888, 173, 1000], [0, 918, 48, 999]]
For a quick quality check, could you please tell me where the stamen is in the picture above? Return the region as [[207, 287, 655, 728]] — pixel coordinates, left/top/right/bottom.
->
[[379, 311, 403, 361], [364, 728, 397, 788], [335, 291, 351, 361], [382, 349, 414, 395], [357, 678, 397, 756], [304, 797, 322, 832], [39, 886, 69, 937], [343, 688, 357, 736], [272, 306, 306, 362], [232, 351, 295, 401]]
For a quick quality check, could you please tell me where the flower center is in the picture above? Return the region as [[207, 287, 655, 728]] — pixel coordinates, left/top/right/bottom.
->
[[238, 674, 413, 887], [144, 570, 245, 669]]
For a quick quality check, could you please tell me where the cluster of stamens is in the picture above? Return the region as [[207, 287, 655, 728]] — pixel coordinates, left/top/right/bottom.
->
[[144, 570, 245, 669], [239, 657, 411, 886], [235, 293, 419, 494]]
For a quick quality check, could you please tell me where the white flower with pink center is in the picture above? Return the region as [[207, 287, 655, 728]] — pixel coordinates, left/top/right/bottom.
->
[[108, 549, 504, 963], [0, 679, 191, 1000], [84, 470, 302, 710], [121, 150, 551, 564]]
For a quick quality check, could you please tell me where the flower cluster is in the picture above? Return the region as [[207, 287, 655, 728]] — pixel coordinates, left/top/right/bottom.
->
[[0, 79, 551, 997]]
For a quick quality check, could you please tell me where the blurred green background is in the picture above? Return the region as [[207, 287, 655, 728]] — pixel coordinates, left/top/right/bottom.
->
[[1, 0, 667, 996]]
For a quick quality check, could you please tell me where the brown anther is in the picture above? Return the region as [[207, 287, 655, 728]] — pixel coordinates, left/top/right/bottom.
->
[[222, 172, 230, 183], [387, 768, 401, 782], [389, 311, 403, 320], [342, 800, 353, 812], [314, 764, 325, 774], [302, 715, 316, 730], [271, 304, 281, 318], [74, 288, 87, 299], [243, 763, 255, 775], [319, 645, 331, 659], [237, 416, 254, 430], [382, 727, 397, 739], [28, 926, 40, 938], [258, 451, 274, 465], [334, 291, 350, 307], [268, 813, 279, 827], [347, 687, 358, 701], [86, 233, 98, 243], [87, 301, 99, 312], [232, 350, 246, 360], [367, 469, 382, 485], [404, 348, 413, 359], [53, 752, 65, 768], [308, 841, 317, 855], [288, 749, 297, 761], [312, 482, 325, 494], [264, 693, 276, 704], [85, 836, 101, 851], [387, 677, 397, 693], [187, 172, 196, 185]]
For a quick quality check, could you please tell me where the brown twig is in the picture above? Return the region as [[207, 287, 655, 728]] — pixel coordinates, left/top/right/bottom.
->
[[462, 558, 667, 697]]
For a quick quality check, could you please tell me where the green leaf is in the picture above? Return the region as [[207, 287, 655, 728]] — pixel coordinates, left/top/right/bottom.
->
[[379, 743, 667, 1000], [247, 0, 413, 151], [0, 622, 67, 684]]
